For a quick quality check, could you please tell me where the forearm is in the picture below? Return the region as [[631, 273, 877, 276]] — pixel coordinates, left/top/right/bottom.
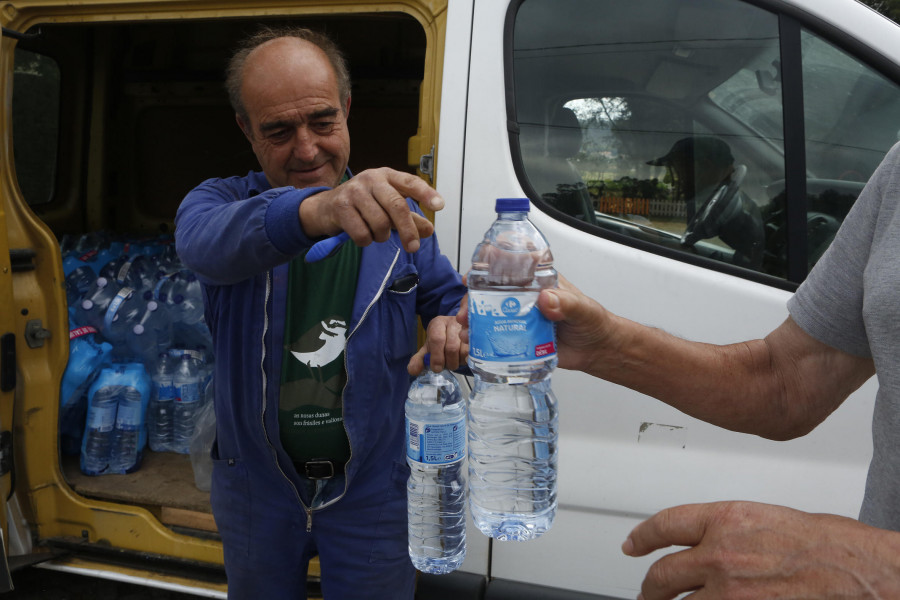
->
[[586, 314, 873, 439], [175, 183, 323, 285], [587, 315, 781, 436]]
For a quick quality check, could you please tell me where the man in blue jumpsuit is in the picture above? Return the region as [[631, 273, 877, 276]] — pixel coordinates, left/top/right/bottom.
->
[[175, 26, 466, 599]]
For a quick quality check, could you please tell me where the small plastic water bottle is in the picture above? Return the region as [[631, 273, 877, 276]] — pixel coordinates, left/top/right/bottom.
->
[[172, 352, 201, 454], [81, 383, 119, 475], [406, 356, 467, 574], [466, 197, 559, 541], [148, 352, 176, 452], [109, 385, 144, 473]]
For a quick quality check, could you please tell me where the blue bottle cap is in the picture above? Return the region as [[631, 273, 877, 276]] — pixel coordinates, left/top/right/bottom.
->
[[495, 197, 530, 212]]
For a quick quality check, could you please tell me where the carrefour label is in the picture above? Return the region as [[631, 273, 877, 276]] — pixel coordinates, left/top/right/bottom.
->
[[406, 416, 466, 465], [468, 290, 556, 362]]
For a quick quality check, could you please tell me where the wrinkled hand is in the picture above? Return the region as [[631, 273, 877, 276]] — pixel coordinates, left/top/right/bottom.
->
[[407, 314, 468, 375], [300, 167, 442, 253], [533, 274, 617, 374], [623, 500, 900, 599]]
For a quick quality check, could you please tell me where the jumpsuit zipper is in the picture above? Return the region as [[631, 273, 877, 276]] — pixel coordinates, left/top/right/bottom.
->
[[260, 250, 402, 532]]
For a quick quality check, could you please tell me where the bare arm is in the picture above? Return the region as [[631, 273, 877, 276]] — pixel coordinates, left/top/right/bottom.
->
[[536, 278, 875, 440]]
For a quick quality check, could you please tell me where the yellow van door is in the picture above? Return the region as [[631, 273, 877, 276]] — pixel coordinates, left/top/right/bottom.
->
[[0, 32, 19, 592]]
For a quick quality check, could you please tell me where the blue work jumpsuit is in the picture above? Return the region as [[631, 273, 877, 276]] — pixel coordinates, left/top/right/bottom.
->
[[175, 170, 466, 599]]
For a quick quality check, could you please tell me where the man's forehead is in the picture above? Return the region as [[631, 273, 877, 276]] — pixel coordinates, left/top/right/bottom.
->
[[257, 105, 341, 131]]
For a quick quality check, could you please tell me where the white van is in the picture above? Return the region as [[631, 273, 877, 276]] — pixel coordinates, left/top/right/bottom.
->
[[1, 0, 898, 598]]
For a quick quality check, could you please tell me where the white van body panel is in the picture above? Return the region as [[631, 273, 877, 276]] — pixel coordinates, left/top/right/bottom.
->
[[437, 0, 882, 595]]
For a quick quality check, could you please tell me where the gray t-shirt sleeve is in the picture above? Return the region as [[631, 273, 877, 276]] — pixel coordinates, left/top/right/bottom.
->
[[786, 144, 900, 359]]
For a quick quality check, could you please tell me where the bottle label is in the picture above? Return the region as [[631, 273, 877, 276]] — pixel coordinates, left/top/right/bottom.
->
[[406, 416, 466, 465], [157, 381, 176, 402], [468, 290, 556, 362], [116, 400, 142, 429], [176, 382, 199, 404], [88, 403, 116, 432]]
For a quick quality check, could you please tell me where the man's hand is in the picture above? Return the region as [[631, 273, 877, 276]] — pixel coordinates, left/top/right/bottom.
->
[[533, 274, 619, 375], [623, 500, 900, 599], [299, 167, 443, 253], [408, 314, 468, 376], [454, 273, 615, 375]]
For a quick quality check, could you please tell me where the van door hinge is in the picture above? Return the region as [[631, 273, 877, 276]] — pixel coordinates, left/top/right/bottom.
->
[[24, 320, 51, 349], [0, 334, 14, 392], [419, 145, 434, 182]]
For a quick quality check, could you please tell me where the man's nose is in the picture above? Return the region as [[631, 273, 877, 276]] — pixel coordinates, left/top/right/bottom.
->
[[292, 127, 317, 162]]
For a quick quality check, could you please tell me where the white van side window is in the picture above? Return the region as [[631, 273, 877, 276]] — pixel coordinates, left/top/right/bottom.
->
[[510, 0, 900, 285]]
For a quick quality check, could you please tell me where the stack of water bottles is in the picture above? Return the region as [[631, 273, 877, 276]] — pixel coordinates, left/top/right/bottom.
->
[[59, 231, 215, 476], [405, 197, 559, 574]]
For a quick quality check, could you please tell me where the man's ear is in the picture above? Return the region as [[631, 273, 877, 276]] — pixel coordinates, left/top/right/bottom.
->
[[236, 113, 253, 141], [344, 96, 352, 118]]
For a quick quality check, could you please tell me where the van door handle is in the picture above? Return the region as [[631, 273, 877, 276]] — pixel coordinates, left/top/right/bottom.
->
[[0, 333, 14, 392]]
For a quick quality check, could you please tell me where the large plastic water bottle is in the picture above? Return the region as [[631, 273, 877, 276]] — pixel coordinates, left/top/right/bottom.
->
[[81, 383, 119, 475], [63, 260, 98, 306], [100, 286, 142, 345], [75, 276, 123, 331], [172, 352, 201, 454], [466, 197, 559, 541], [158, 270, 204, 326], [148, 352, 176, 452], [127, 297, 173, 365], [406, 357, 467, 574], [108, 385, 144, 473]]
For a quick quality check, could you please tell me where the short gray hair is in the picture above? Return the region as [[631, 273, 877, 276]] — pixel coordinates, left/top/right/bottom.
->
[[225, 26, 351, 125]]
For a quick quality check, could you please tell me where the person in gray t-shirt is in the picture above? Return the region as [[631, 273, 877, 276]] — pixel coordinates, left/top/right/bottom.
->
[[458, 144, 900, 597]]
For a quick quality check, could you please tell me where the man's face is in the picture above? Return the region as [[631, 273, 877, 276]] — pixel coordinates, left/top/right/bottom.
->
[[668, 155, 696, 201], [237, 38, 351, 190]]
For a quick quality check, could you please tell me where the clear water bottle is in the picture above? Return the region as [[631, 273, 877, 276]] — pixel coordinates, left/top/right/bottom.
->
[[466, 197, 559, 541], [148, 352, 176, 452], [108, 385, 144, 473], [101, 286, 141, 345], [159, 270, 204, 326], [60, 322, 113, 456], [406, 357, 467, 574], [172, 352, 201, 454], [81, 384, 119, 476]]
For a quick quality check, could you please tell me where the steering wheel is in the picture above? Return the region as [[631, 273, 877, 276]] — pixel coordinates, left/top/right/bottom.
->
[[681, 164, 747, 247]]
